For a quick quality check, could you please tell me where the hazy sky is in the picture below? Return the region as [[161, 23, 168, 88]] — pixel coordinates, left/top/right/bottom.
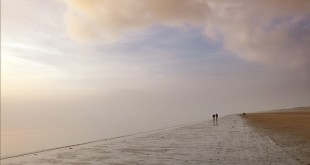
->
[[2, 0, 310, 131]]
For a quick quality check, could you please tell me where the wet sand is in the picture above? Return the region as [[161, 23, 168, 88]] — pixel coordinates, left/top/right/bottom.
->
[[1, 115, 302, 165], [244, 107, 310, 164]]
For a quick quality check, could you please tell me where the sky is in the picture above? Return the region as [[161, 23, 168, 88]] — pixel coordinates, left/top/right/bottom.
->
[[1, 0, 310, 133]]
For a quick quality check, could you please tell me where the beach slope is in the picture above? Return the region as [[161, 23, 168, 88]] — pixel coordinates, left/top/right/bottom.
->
[[244, 107, 310, 164], [2, 114, 305, 165]]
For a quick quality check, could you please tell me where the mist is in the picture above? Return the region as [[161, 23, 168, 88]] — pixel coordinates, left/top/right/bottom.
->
[[1, 0, 310, 157]]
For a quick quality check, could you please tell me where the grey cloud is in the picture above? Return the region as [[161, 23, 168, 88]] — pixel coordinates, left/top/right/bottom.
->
[[64, 0, 310, 69]]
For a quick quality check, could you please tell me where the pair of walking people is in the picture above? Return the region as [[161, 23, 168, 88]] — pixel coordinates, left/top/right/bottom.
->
[[212, 113, 218, 121]]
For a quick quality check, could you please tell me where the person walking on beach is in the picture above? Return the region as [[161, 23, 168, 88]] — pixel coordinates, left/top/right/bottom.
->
[[215, 113, 218, 120], [212, 114, 215, 121]]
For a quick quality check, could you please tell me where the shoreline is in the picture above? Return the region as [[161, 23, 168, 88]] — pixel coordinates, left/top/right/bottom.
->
[[1, 118, 206, 160], [1, 114, 302, 165]]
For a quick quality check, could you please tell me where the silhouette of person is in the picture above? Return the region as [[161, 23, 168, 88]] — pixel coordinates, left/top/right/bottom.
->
[[215, 113, 218, 120], [212, 114, 215, 121]]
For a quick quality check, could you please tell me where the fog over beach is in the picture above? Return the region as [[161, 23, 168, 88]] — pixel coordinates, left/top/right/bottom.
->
[[1, 0, 310, 163]]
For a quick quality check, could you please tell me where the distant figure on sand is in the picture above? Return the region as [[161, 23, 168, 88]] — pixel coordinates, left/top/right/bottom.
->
[[215, 113, 218, 120], [212, 114, 215, 121]]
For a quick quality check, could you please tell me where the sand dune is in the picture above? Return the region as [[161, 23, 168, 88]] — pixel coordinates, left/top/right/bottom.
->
[[2, 115, 304, 165]]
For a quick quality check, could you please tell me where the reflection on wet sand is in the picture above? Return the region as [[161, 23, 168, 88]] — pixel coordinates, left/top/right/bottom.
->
[[2, 115, 301, 165]]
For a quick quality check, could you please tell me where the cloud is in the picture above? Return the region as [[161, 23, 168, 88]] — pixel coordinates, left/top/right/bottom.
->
[[64, 0, 209, 42], [64, 0, 310, 68], [204, 0, 310, 69]]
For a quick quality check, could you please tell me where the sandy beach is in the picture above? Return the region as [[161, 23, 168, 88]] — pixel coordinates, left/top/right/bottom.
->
[[2, 112, 309, 165], [243, 107, 310, 164]]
